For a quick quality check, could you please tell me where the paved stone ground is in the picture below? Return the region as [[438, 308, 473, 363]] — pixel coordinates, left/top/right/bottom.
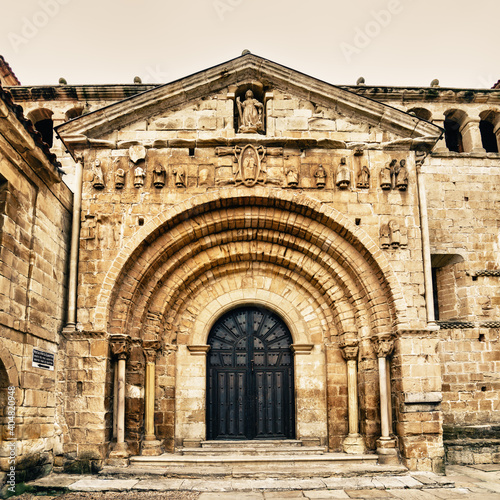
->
[[10, 465, 500, 499]]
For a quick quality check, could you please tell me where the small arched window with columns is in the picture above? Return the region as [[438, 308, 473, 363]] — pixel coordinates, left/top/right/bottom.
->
[[443, 109, 466, 153], [479, 110, 499, 153]]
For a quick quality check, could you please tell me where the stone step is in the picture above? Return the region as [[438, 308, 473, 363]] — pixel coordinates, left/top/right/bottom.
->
[[117, 452, 401, 479], [181, 445, 326, 456], [103, 457, 408, 480], [200, 439, 305, 449]]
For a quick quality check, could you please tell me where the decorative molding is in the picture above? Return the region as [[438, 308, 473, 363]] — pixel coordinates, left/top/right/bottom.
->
[[474, 270, 500, 277], [290, 343, 314, 354], [438, 321, 475, 329], [187, 345, 210, 355], [481, 321, 500, 329], [61, 327, 107, 340]]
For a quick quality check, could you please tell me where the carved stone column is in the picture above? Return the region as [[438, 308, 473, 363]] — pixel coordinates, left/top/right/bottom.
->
[[108, 334, 130, 465], [141, 340, 163, 456], [340, 341, 366, 454], [493, 122, 500, 152], [372, 334, 398, 465], [460, 118, 486, 153]]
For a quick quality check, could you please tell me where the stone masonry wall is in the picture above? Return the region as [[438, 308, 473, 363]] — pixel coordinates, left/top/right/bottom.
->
[[0, 131, 72, 484], [424, 154, 500, 462]]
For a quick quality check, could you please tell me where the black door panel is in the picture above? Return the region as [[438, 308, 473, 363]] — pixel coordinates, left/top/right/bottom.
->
[[207, 307, 295, 440]]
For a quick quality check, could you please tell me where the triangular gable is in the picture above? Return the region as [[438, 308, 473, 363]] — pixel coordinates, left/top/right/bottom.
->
[[56, 53, 442, 148]]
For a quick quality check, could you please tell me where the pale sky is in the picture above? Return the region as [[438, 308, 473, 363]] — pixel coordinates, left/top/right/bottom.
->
[[3, 0, 498, 89]]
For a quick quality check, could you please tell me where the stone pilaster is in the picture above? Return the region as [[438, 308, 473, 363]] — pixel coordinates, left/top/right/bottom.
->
[[141, 340, 163, 456], [340, 341, 366, 454], [372, 334, 398, 465], [107, 334, 131, 465]]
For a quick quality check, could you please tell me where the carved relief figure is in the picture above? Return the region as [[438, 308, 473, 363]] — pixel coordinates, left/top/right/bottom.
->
[[153, 165, 166, 188], [234, 144, 266, 187], [236, 90, 264, 133], [134, 166, 145, 188], [314, 164, 327, 188], [173, 166, 186, 188], [380, 160, 394, 190], [380, 224, 390, 249], [395, 159, 409, 191], [92, 159, 105, 189], [115, 168, 125, 189], [243, 156, 257, 182], [199, 167, 209, 186], [357, 165, 370, 189], [388, 220, 400, 248], [336, 157, 351, 189], [286, 168, 299, 188]]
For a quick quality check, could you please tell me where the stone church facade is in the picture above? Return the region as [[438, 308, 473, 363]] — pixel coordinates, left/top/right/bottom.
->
[[1, 53, 499, 483]]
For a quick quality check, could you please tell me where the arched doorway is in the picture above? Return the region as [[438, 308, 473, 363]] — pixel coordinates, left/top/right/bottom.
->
[[207, 306, 295, 440]]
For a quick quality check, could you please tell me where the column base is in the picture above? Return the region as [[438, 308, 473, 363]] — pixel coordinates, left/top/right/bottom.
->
[[343, 433, 366, 454], [141, 439, 164, 456], [376, 437, 399, 465], [106, 442, 130, 466]]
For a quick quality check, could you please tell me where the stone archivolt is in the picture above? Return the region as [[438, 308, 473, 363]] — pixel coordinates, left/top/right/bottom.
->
[[94, 189, 407, 451], [102, 190, 404, 342]]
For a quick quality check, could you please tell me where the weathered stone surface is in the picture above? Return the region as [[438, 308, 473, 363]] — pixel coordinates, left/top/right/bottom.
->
[[2, 53, 500, 484]]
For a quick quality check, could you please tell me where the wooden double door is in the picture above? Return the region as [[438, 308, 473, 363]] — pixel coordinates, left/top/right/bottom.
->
[[207, 306, 295, 440]]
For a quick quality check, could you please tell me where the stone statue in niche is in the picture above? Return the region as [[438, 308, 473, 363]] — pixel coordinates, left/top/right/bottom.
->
[[357, 165, 370, 189], [134, 166, 145, 188], [173, 166, 186, 188], [236, 90, 264, 133], [92, 159, 105, 189], [115, 168, 125, 189], [336, 157, 351, 189], [380, 160, 394, 190], [153, 165, 166, 188], [286, 168, 299, 188], [395, 159, 408, 191], [314, 164, 327, 188]]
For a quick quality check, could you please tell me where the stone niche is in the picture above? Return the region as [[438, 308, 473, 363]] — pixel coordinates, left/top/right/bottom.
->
[[230, 82, 268, 135]]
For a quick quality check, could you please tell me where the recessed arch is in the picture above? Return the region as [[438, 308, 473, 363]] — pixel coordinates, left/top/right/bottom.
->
[[408, 107, 432, 122], [27, 108, 54, 147], [95, 189, 407, 341]]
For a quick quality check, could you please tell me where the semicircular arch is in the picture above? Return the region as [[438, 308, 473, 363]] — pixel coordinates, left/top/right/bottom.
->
[[96, 188, 408, 338]]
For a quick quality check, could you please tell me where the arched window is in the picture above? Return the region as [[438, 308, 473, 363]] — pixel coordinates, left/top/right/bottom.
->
[[27, 108, 54, 148], [443, 110, 466, 153], [479, 111, 499, 153], [65, 107, 84, 121], [408, 107, 432, 122]]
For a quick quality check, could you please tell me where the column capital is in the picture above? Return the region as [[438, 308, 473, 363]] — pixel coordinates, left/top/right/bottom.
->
[[371, 334, 394, 358], [340, 341, 359, 361], [142, 340, 162, 363], [110, 334, 131, 360]]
